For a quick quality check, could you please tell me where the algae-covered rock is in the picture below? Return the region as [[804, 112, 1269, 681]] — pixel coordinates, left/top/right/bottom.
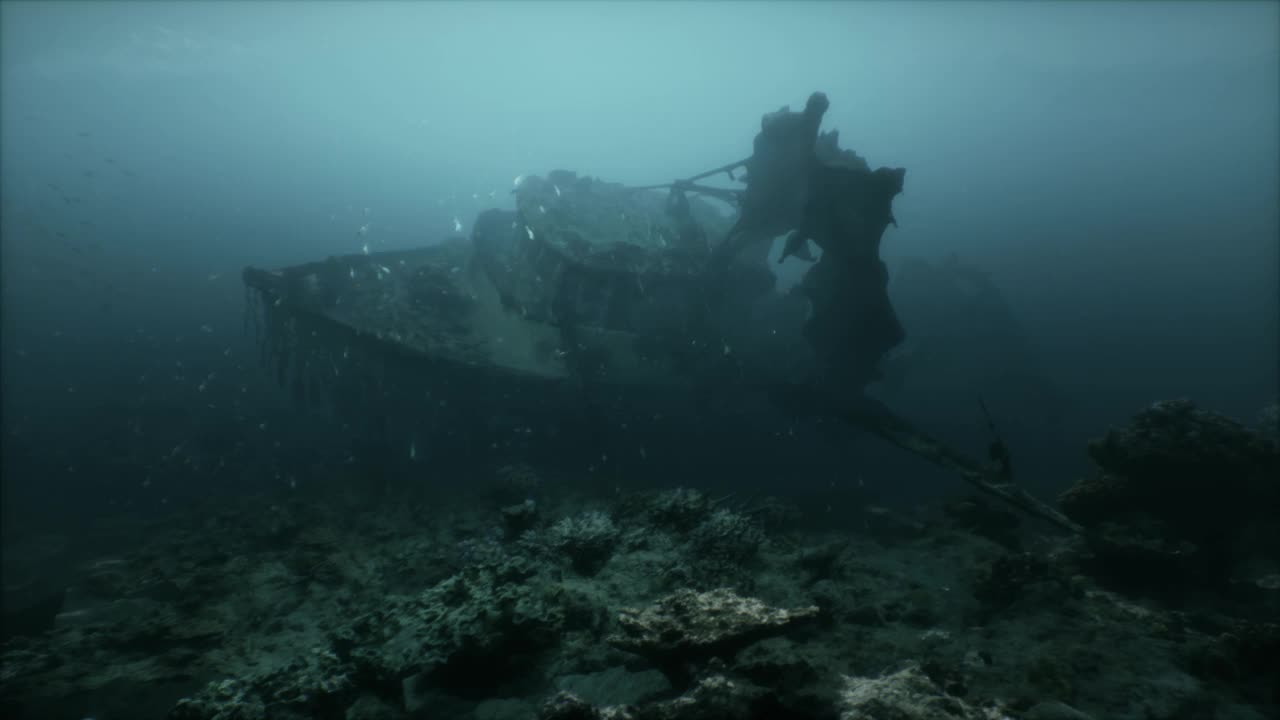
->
[[540, 674, 770, 720], [608, 588, 818, 681], [838, 664, 1004, 720], [339, 555, 565, 684], [634, 674, 764, 720], [170, 646, 354, 720], [539, 692, 603, 720]]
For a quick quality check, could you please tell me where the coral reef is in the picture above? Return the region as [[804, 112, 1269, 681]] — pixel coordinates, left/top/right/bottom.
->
[[549, 511, 621, 575], [4, 407, 1278, 720], [689, 509, 766, 569], [634, 488, 711, 532], [1058, 399, 1280, 593]]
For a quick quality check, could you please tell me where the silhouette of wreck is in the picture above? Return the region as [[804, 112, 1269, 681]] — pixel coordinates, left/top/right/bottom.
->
[[243, 169, 1077, 532]]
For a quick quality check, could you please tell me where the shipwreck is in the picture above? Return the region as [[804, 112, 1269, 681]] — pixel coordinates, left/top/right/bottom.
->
[[243, 137, 1077, 533]]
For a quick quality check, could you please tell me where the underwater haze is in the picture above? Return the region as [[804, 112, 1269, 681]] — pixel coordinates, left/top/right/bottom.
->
[[2, 2, 1279, 719]]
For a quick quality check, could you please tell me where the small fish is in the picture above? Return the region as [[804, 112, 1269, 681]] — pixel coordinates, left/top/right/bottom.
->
[[453, 217, 463, 233], [513, 174, 526, 188], [349, 267, 356, 279], [488, 190, 496, 199], [361, 243, 369, 255], [538, 204, 546, 214], [553, 185, 561, 197], [357, 224, 369, 236], [525, 226, 535, 240]]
